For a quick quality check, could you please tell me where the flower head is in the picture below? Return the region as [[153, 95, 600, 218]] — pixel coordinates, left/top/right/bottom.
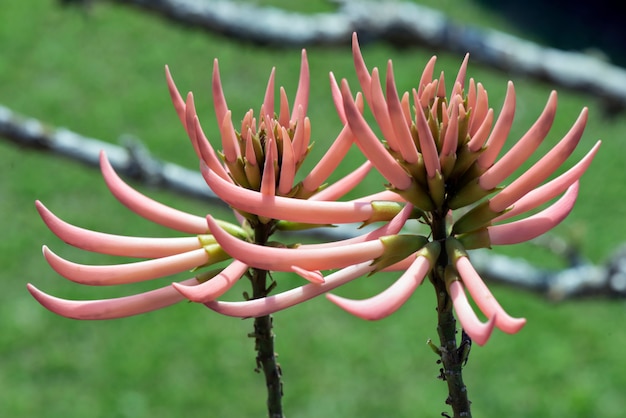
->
[[29, 49, 392, 319], [205, 34, 600, 345]]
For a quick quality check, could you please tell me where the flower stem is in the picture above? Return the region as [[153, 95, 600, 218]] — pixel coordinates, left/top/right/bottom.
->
[[430, 211, 472, 418], [250, 223, 284, 418]]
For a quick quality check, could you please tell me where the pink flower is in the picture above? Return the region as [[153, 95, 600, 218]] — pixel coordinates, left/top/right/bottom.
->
[[29, 49, 389, 319], [206, 34, 600, 346]]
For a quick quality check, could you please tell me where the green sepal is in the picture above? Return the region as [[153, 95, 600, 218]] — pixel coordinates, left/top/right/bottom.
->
[[361, 200, 405, 227], [444, 236, 469, 263], [391, 179, 436, 212], [224, 156, 251, 189], [416, 240, 441, 267], [448, 144, 484, 180], [451, 199, 504, 234], [243, 157, 261, 190], [274, 220, 336, 231], [443, 264, 461, 291], [369, 234, 429, 273], [403, 154, 427, 187], [200, 243, 231, 266], [447, 178, 496, 210], [427, 170, 446, 209], [205, 219, 248, 240], [456, 228, 492, 250]]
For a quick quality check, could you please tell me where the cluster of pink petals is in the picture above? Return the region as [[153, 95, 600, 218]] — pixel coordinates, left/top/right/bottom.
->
[[202, 34, 600, 345], [29, 34, 600, 348], [27, 48, 410, 321]]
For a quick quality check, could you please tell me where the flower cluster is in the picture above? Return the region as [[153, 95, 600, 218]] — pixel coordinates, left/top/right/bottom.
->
[[29, 34, 599, 346]]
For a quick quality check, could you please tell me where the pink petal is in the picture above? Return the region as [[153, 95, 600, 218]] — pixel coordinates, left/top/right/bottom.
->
[[414, 90, 441, 178], [184, 92, 203, 159], [164, 65, 187, 131], [261, 67, 276, 121], [494, 141, 600, 221], [386, 61, 419, 163], [455, 257, 526, 334], [479, 91, 558, 190], [468, 83, 488, 136], [212, 59, 229, 129], [43, 246, 212, 286], [370, 67, 400, 152], [192, 115, 232, 182], [206, 216, 384, 272], [467, 108, 494, 152], [341, 79, 412, 190], [301, 126, 356, 197], [219, 110, 241, 163], [489, 107, 588, 212], [292, 49, 310, 118], [325, 254, 431, 320], [295, 202, 413, 249], [308, 161, 372, 202], [260, 138, 277, 196], [329, 72, 346, 123], [206, 261, 376, 317], [36, 201, 201, 258], [172, 260, 249, 303], [448, 280, 496, 346], [477, 81, 516, 169], [454, 54, 470, 90], [351, 32, 373, 106], [417, 56, 437, 97], [27, 278, 198, 320], [201, 162, 378, 224], [100, 151, 209, 234], [278, 127, 296, 195], [278, 86, 290, 127], [489, 181, 579, 245]]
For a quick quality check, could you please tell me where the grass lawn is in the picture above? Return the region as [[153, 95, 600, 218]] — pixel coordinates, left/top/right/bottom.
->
[[1, 1, 625, 417]]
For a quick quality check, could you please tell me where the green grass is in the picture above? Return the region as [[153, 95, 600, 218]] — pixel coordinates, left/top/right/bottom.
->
[[1, 1, 625, 417]]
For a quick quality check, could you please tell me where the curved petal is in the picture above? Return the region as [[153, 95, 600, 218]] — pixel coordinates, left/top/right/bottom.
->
[[164, 65, 187, 131], [172, 260, 249, 303], [206, 216, 384, 272], [27, 278, 198, 320], [479, 91, 558, 190], [493, 141, 600, 221], [309, 161, 372, 202], [43, 246, 213, 286], [100, 151, 209, 234], [36, 201, 201, 258], [448, 280, 496, 346], [201, 162, 380, 224], [489, 182, 579, 245], [489, 107, 588, 212], [455, 257, 526, 334], [301, 125, 355, 195], [292, 49, 310, 118], [325, 254, 431, 320], [386, 61, 419, 163], [206, 261, 376, 318], [301, 202, 412, 249], [341, 79, 412, 190]]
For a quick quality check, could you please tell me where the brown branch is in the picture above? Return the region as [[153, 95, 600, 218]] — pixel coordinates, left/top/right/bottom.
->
[[105, 0, 626, 113]]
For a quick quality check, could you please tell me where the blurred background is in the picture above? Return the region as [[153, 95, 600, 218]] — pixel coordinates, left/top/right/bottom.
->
[[1, 1, 625, 416]]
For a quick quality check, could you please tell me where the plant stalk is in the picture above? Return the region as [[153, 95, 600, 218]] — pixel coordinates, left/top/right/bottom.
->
[[430, 210, 472, 418], [250, 223, 284, 418]]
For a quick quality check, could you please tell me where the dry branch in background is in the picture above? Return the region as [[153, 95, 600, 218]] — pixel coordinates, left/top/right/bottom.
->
[[108, 0, 626, 113], [3, 103, 625, 300]]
